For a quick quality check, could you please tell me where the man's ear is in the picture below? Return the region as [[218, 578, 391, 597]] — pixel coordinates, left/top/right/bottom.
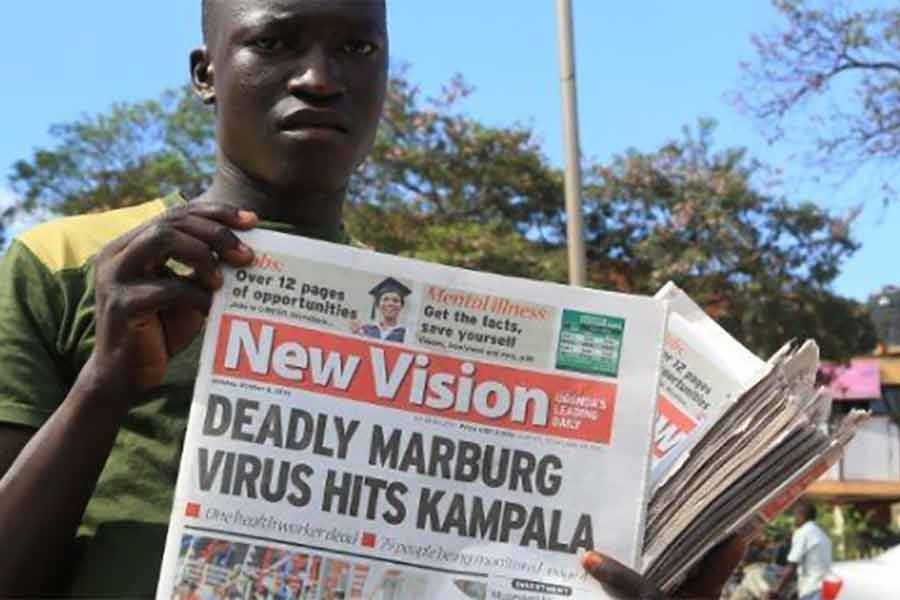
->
[[190, 47, 216, 105]]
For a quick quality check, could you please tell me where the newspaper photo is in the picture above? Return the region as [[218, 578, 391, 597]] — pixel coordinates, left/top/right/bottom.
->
[[156, 229, 670, 600]]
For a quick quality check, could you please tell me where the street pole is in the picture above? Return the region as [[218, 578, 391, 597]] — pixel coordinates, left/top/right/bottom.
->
[[556, 0, 587, 287]]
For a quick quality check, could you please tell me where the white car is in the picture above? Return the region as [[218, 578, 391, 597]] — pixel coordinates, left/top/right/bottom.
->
[[824, 545, 900, 600]]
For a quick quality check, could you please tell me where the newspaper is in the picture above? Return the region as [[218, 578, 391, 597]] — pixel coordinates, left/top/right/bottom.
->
[[639, 292, 866, 592], [650, 283, 764, 483], [645, 406, 864, 592], [155, 229, 669, 600], [155, 235, 864, 599]]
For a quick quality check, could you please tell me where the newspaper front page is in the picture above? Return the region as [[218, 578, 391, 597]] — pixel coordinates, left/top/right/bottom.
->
[[156, 230, 669, 600]]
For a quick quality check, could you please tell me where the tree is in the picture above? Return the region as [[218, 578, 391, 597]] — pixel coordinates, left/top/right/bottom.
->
[[354, 72, 563, 229], [735, 0, 900, 194], [579, 121, 875, 359], [0, 217, 7, 250], [345, 69, 567, 281], [0, 194, 16, 251], [356, 78, 873, 358], [8, 85, 215, 216], [6, 74, 875, 359]]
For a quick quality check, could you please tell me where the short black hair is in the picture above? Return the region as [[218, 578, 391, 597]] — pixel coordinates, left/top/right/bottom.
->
[[203, 0, 387, 42], [794, 500, 817, 522]]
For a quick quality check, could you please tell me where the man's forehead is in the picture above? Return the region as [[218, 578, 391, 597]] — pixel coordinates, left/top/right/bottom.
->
[[206, 0, 385, 25], [204, 0, 386, 47]]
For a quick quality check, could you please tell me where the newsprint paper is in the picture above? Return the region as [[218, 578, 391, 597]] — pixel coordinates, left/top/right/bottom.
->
[[156, 230, 669, 600], [649, 283, 764, 483]]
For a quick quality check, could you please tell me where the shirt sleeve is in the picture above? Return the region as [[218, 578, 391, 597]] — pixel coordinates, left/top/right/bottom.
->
[[786, 526, 808, 564], [0, 240, 69, 428]]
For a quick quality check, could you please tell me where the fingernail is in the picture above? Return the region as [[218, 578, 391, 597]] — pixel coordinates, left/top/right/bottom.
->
[[237, 243, 253, 256], [582, 552, 604, 572], [238, 210, 257, 223]]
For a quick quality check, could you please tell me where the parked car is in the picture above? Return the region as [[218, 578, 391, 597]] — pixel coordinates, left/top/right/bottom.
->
[[824, 545, 900, 600]]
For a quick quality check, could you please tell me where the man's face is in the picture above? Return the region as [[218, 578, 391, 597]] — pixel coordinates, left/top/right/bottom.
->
[[203, 0, 388, 193]]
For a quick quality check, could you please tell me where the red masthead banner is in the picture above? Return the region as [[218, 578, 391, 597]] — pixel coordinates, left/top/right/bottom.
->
[[213, 315, 618, 444]]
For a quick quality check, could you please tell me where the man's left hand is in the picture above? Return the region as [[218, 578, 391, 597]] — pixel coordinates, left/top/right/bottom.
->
[[583, 533, 754, 599]]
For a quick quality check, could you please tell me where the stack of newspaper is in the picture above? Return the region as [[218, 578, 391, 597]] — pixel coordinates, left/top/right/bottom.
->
[[155, 232, 864, 600], [640, 284, 865, 590]]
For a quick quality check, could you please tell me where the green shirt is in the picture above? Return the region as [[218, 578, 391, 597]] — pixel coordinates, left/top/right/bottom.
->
[[0, 193, 351, 596]]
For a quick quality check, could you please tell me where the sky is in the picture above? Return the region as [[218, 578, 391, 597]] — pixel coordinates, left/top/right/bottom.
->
[[1, 0, 895, 300]]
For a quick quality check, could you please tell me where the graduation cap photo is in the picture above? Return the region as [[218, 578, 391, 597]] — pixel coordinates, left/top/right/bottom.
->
[[354, 276, 413, 344], [368, 277, 412, 319]]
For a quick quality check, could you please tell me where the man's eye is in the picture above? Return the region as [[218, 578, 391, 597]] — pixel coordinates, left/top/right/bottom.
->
[[250, 37, 287, 52], [343, 40, 376, 56]]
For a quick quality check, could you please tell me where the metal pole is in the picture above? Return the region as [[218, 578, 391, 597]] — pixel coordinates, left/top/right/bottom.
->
[[556, 0, 587, 286]]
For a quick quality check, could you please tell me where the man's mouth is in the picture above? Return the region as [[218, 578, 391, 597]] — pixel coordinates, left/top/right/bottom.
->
[[278, 109, 350, 134]]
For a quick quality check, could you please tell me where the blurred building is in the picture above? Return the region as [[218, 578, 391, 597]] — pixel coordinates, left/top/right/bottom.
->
[[870, 286, 900, 353], [806, 286, 900, 538]]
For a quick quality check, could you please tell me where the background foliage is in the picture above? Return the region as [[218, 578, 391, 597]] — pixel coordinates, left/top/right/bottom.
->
[[766, 502, 900, 561], [6, 69, 876, 360], [735, 0, 900, 197]]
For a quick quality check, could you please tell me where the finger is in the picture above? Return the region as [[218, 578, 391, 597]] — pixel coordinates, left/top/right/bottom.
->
[[120, 279, 214, 317], [583, 552, 666, 600], [143, 228, 223, 290], [165, 202, 256, 264], [676, 534, 751, 598], [170, 213, 255, 266], [114, 223, 222, 284], [103, 203, 256, 259], [184, 202, 258, 231]]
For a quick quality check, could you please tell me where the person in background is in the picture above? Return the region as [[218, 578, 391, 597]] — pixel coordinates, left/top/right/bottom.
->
[[723, 536, 795, 600], [765, 501, 832, 600]]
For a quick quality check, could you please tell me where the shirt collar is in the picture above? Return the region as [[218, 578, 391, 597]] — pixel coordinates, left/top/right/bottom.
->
[[255, 219, 350, 244]]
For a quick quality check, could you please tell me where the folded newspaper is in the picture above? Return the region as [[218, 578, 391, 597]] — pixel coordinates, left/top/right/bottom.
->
[[643, 284, 865, 592], [155, 231, 863, 599]]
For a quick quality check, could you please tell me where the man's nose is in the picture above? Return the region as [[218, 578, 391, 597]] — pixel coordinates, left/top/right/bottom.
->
[[286, 46, 345, 101]]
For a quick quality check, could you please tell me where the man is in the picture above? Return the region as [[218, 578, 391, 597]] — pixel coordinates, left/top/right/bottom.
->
[[766, 501, 832, 600], [0, 1, 748, 596]]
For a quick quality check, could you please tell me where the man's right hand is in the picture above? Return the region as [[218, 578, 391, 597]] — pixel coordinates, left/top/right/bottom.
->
[[89, 202, 257, 391], [0, 202, 257, 595]]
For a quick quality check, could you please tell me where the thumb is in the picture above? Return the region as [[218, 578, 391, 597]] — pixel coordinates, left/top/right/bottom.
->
[[583, 552, 666, 600]]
